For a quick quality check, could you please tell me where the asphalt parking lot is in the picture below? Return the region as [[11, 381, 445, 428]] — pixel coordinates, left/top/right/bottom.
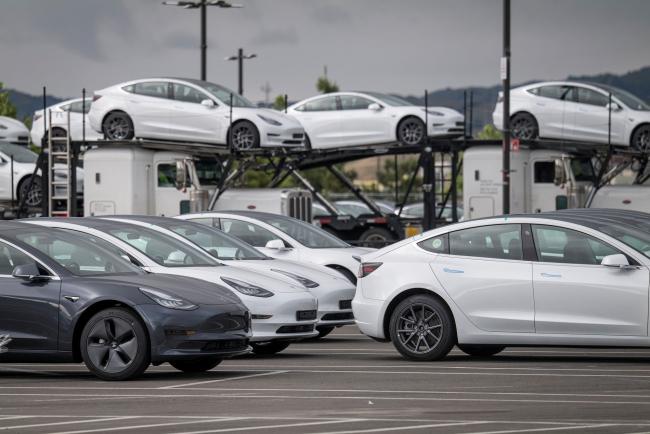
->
[[3, 326, 650, 434]]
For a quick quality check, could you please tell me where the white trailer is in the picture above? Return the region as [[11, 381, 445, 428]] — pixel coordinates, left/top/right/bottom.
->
[[213, 188, 313, 222]]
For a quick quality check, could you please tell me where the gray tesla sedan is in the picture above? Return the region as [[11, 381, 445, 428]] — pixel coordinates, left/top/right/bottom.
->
[[0, 222, 251, 380]]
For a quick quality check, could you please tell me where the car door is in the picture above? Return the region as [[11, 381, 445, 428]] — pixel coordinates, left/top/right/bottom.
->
[[569, 87, 626, 144], [530, 85, 570, 139], [0, 151, 12, 200], [529, 160, 567, 213], [168, 83, 222, 144], [217, 218, 301, 261], [129, 81, 172, 139], [292, 96, 342, 148], [0, 241, 61, 351], [531, 224, 648, 335], [338, 95, 391, 146], [430, 224, 535, 333]]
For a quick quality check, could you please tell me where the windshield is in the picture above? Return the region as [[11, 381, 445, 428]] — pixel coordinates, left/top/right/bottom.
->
[[594, 221, 650, 259], [0, 143, 38, 163], [571, 158, 595, 182], [102, 224, 219, 267], [597, 84, 650, 111], [15, 229, 141, 276], [201, 81, 254, 108], [195, 158, 222, 186], [157, 220, 268, 260], [361, 92, 413, 107], [264, 215, 350, 248]]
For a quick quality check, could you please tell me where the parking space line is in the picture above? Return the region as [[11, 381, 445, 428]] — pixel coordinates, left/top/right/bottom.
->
[[0, 416, 137, 431], [171, 419, 361, 434], [159, 370, 289, 389], [0, 416, 32, 422], [463, 424, 616, 434], [50, 417, 244, 434], [314, 421, 487, 433]]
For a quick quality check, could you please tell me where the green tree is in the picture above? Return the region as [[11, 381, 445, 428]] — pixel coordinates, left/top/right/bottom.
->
[[377, 157, 422, 194], [0, 82, 18, 118], [316, 67, 339, 94], [476, 123, 503, 140], [272, 95, 287, 111]]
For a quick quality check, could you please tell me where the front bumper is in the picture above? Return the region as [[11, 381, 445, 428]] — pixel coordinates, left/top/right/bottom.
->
[[243, 291, 319, 342], [428, 118, 465, 138], [352, 290, 386, 340], [261, 126, 305, 148], [312, 286, 355, 327], [138, 303, 251, 363]]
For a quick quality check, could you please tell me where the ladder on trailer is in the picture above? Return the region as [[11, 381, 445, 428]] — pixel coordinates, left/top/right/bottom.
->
[[47, 110, 73, 217]]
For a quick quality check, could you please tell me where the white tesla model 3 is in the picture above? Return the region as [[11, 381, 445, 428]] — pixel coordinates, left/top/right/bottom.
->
[[493, 81, 650, 149], [106, 215, 356, 338], [0, 116, 29, 146], [88, 78, 305, 150], [25, 218, 319, 355], [31, 98, 102, 147], [354, 209, 650, 361], [287, 91, 464, 149], [176, 211, 375, 284]]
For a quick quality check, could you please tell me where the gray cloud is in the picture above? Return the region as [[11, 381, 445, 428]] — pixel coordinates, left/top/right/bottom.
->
[[250, 28, 299, 46], [310, 4, 351, 24]]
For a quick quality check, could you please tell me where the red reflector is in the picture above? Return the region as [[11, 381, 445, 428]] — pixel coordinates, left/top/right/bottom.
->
[[358, 262, 382, 278], [246, 205, 256, 210], [370, 217, 386, 224], [622, 199, 631, 204], [319, 217, 332, 225]]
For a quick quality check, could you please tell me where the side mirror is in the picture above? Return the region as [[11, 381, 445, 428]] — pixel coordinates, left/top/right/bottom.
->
[[601, 254, 636, 270], [553, 159, 567, 186], [606, 102, 622, 112], [12, 264, 49, 281], [368, 103, 382, 111], [265, 239, 288, 250], [175, 160, 187, 190], [201, 99, 216, 108]]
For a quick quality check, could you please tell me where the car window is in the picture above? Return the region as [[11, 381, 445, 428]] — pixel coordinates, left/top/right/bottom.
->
[[0, 242, 43, 276], [297, 96, 338, 112], [534, 161, 555, 183], [262, 214, 350, 248], [219, 218, 280, 247], [340, 95, 374, 110], [532, 225, 620, 265], [67, 100, 91, 114], [157, 164, 182, 188], [188, 217, 217, 227], [418, 233, 449, 254], [537, 86, 567, 100], [134, 81, 170, 99], [576, 87, 609, 107], [172, 83, 209, 104], [449, 224, 523, 260]]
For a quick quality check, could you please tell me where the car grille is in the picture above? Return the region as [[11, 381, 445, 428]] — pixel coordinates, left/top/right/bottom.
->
[[322, 312, 354, 321], [287, 193, 312, 222], [296, 310, 318, 321], [339, 300, 352, 310], [455, 121, 465, 127], [292, 133, 304, 139], [277, 324, 315, 334]]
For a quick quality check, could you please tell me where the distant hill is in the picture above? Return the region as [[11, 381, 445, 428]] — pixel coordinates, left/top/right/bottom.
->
[[6, 89, 67, 121]]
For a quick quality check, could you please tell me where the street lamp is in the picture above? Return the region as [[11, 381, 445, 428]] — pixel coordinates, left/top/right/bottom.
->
[[162, 0, 243, 81], [225, 48, 257, 96]]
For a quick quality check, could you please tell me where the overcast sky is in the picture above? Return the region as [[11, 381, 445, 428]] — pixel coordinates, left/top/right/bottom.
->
[[1, 0, 649, 102]]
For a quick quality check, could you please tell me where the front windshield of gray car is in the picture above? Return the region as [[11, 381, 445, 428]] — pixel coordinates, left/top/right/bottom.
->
[[0, 143, 38, 164], [594, 222, 650, 259], [264, 215, 351, 249], [362, 92, 413, 107], [103, 224, 219, 267], [597, 84, 650, 111], [158, 221, 268, 261], [14, 229, 142, 276], [201, 81, 255, 108]]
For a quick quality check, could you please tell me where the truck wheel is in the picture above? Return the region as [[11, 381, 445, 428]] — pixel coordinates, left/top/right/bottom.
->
[[511, 113, 538, 140], [631, 124, 650, 151], [18, 176, 42, 208], [359, 227, 395, 247]]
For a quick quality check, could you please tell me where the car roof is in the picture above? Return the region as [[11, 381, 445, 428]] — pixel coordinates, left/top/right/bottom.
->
[[0, 221, 40, 233], [482, 209, 650, 231], [208, 210, 291, 221], [25, 217, 141, 231]]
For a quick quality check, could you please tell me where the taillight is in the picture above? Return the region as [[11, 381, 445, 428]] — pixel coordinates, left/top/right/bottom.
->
[[92, 94, 102, 102], [358, 262, 382, 278]]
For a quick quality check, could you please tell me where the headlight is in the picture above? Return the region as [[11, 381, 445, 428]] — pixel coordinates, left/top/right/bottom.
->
[[422, 108, 444, 116], [271, 269, 319, 288], [257, 114, 282, 126], [221, 277, 274, 298], [0, 124, 7, 130], [139, 287, 198, 310]]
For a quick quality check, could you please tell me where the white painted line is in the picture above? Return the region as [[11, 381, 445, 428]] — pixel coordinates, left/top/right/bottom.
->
[[0, 416, 136, 430], [159, 370, 289, 389], [51, 417, 243, 434], [171, 419, 359, 434], [315, 421, 487, 434], [463, 423, 616, 434], [0, 416, 31, 422]]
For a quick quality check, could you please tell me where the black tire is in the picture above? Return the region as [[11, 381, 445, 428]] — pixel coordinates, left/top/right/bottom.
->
[[315, 326, 335, 339], [18, 175, 43, 208], [170, 358, 222, 373], [102, 111, 134, 141], [359, 227, 396, 247], [389, 294, 455, 361], [631, 124, 650, 152], [510, 112, 539, 140], [458, 344, 505, 357], [80, 307, 150, 381], [304, 134, 312, 150], [397, 116, 426, 146], [250, 341, 291, 355], [327, 266, 357, 285], [41, 127, 67, 147], [230, 120, 260, 150]]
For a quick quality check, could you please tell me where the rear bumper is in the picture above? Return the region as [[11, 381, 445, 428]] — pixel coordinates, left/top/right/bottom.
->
[[351, 291, 386, 340]]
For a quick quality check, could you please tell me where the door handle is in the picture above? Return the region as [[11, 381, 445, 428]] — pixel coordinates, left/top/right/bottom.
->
[[443, 268, 464, 274], [541, 272, 562, 278], [63, 295, 80, 302]]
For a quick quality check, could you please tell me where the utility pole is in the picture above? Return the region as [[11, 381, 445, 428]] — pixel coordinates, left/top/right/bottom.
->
[[162, 0, 242, 81], [501, 0, 511, 214], [226, 48, 257, 95], [260, 82, 272, 106]]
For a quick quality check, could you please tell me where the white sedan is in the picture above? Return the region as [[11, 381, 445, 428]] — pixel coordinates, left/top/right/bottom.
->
[[25, 218, 319, 355], [31, 98, 102, 146], [287, 91, 464, 149], [88, 77, 305, 150], [106, 215, 356, 338], [493, 81, 650, 149], [176, 211, 374, 284], [0, 116, 29, 146], [354, 208, 650, 361]]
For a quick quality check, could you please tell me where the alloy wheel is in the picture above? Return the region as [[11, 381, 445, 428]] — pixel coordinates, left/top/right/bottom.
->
[[231, 123, 256, 150], [105, 116, 131, 140], [634, 126, 650, 151], [395, 303, 443, 354], [23, 180, 42, 207], [86, 317, 138, 373], [399, 119, 425, 145], [512, 117, 536, 139]]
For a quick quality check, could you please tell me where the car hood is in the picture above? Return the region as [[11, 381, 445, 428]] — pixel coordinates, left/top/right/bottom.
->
[[86, 273, 243, 306], [419, 106, 464, 118], [234, 107, 303, 128], [0, 116, 29, 134]]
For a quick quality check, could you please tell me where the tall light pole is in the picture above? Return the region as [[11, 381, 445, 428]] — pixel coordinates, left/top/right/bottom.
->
[[226, 48, 257, 95], [501, 0, 511, 214], [162, 0, 242, 81]]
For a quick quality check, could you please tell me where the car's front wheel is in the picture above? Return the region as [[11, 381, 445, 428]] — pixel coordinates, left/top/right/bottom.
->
[[458, 344, 505, 357], [397, 116, 426, 146], [18, 175, 42, 208], [170, 358, 222, 373], [314, 326, 335, 339], [250, 341, 291, 355], [230, 120, 260, 151], [80, 307, 150, 381], [631, 124, 650, 151], [510, 112, 538, 140], [389, 294, 455, 361], [102, 111, 134, 141]]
